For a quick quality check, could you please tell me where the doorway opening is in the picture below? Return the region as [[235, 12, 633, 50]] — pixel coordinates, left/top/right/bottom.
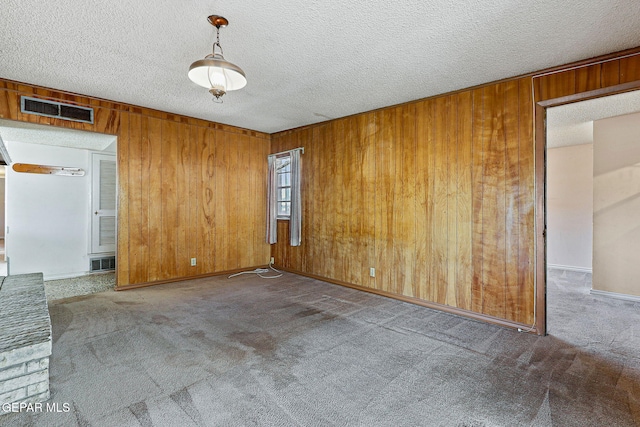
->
[[536, 81, 640, 335], [0, 119, 117, 282]]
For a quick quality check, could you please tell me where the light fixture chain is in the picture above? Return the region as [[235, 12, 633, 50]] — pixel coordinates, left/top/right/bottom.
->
[[212, 26, 224, 56]]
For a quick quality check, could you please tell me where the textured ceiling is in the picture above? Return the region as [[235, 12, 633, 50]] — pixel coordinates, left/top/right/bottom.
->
[[1, 1, 640, 133], [547, 91, 640, 149]]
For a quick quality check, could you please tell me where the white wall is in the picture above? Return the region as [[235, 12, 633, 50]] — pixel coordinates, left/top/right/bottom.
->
[[547, 143, 593, 271], [0, 176, 5, 238], [593, 112, 640, 297], [6, 142, 92, 279]]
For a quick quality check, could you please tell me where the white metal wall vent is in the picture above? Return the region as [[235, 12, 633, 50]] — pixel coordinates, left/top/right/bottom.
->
[[20, 96, 94, 124], [90, 256, 115, 272]]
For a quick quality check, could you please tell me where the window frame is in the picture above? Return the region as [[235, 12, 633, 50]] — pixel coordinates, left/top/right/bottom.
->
[[275, 154, 292, 220]]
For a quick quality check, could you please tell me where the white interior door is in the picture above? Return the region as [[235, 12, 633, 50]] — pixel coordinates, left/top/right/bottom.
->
[[91, 153, 116, 254]]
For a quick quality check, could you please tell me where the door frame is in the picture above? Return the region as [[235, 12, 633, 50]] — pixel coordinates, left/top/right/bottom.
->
[[90, 151, 117, 254], [534, 79, 640, 335]]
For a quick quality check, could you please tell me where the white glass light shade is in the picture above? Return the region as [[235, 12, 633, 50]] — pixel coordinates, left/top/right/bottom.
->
[[188, 54, 247, 92]]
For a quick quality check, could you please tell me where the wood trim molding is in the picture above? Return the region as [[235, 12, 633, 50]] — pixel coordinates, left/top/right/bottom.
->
[[276, 266, 539, 334], [532, 46, 640, 79], [534, 103, 547, 335], [537, 80, 640, 107]]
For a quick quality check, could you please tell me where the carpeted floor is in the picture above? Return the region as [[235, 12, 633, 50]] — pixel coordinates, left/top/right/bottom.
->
[[2, 268, 639, 426]]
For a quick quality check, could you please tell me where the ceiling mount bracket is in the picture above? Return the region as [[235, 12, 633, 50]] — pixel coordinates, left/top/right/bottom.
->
[[207, 15, 228, 28]]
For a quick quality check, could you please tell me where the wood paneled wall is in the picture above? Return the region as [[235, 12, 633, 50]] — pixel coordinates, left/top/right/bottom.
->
[[271, 49, 640, 328], [0, 80, 271, 288], [271, 77, 535, 326]]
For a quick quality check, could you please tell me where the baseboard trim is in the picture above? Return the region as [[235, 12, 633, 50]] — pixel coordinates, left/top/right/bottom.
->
[[115, 265, 270, 291], [275, 266, 539, 335], [548, 264, 592, 274], [590, 289, 640, 303]]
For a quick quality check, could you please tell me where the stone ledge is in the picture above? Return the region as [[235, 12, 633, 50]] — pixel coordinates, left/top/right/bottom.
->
[[0, 273, 52, 412]]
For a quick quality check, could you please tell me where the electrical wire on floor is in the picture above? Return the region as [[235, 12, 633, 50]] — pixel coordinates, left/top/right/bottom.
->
[[517, 324, 536, 333], [228, 262, 283, 279]]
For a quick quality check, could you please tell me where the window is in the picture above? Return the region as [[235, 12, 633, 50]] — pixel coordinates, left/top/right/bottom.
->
[[276, 155, 291, 218], [267, 148, 302, 246]]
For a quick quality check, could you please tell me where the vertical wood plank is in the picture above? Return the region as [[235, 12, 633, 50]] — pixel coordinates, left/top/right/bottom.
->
[[212, 129, 230, 271], [375, 109, 395, 294], [247, 135, 258, 268], [147, 117, 163, 282], [432, 96, 449, 305], [138, 115, 151, 282], [575, 64, 601, 93], [619, 55, 640, 83], [92, 105, 120, 135], [414, 102, 426, 298], [116, 112, 130, 287], [312, 126, 325, 276], [300, 128, 315, 274], [0, 87, 9, 119], [456, 91, 473, 311], [518, 77, 535, 326], [504, 81, 521, 322], [331, 119, 347, 281], [396, 104, 416, 297], [446, 96, 458, 306], [254, 136, 270, 266], [269, 135, 281, 266], [601, 60, 621, 87], [481, 84, 507, 319], [195, 126, 211, 275], [0, 86, 19, 120], [362, 112, 377, 289], [176, 122, 190, 277], [161, 120, 178, 279], [343, 116, 358, 284], [471, 88, 485, 313], [291, 131, 304, 271], [535, 70, 576, 102], [222, 132, 241, 270], [327, 122, 338, 278], [237, 133, 253, 268], [414, 100, 432, 300], [188, 125, 200, 275], [127, 113, 144, 284]]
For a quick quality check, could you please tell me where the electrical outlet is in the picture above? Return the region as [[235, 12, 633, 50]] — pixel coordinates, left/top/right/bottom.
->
[[370, 267, 375, 278], [190, 257, 196, 266], [270, 257, 275, 264]]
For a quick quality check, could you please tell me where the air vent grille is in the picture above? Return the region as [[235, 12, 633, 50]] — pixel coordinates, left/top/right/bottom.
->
[[24, 98, 59, 116], [21, 96, 94, 124], [90, 256, 116, 272], [60, 104, 93, 122]]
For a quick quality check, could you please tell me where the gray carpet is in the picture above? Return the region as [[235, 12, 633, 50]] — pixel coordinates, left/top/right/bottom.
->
[[1, 268, 638, 426]]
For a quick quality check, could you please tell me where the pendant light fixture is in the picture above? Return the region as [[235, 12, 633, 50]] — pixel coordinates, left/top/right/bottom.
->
[[188, 15, 247, 102]]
